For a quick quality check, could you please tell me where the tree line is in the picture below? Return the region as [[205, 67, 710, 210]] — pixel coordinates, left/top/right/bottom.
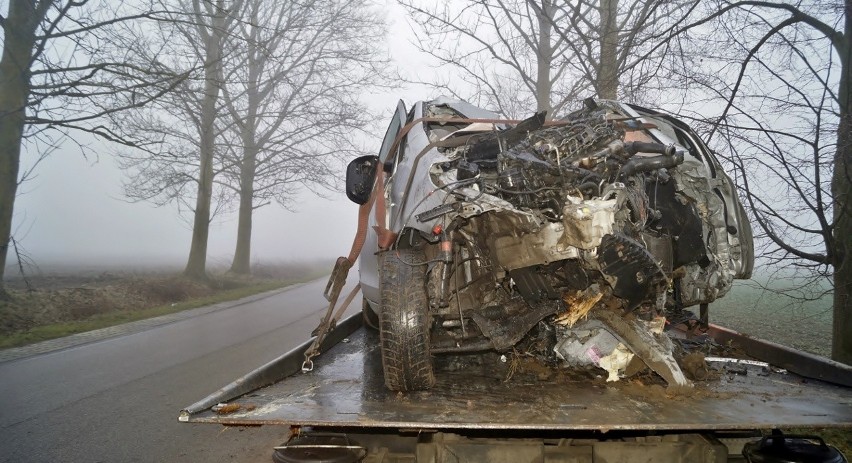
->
[[0, 0, 848, 362]]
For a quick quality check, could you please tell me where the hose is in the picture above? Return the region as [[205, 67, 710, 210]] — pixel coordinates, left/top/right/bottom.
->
[[619, 151, 685, 178]]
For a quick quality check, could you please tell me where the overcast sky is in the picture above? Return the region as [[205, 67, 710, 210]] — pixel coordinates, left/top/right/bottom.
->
[[10, 1, 438, 272]]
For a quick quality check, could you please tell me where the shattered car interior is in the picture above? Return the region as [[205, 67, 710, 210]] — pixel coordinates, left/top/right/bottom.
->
[[346, 97, 754, 392]]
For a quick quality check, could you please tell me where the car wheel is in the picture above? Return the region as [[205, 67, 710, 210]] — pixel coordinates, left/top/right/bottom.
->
[[378, 248, 435, 391], [362, 298, 380, 330]]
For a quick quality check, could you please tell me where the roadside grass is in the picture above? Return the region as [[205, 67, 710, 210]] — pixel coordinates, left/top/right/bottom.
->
[[711, 278, 833, 357], [0, 280, 291, 349], [0, 262, 329, 349]]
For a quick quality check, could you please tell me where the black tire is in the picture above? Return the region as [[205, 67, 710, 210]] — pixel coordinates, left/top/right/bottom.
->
[[362, 298, 380, 330], [378, 248, 435, 391]]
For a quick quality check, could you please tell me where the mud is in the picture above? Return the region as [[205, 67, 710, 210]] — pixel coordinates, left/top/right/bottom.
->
[[454, 344, 756, 401], [681, 352, 710, 381]]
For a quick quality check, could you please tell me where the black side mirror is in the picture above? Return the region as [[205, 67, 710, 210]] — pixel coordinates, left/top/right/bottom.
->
[[345, 155, 379, 205]]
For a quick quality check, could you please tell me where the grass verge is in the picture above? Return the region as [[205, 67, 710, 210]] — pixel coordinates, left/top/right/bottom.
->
[[1, 262, 329, 350], [0, 280, 296, 349]]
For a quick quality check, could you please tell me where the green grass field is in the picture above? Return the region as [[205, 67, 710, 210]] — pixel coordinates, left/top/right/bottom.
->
[[710, 277, 833, 357]]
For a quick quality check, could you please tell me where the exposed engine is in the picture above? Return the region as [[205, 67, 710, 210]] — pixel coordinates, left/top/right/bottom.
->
[[410, 99, 751, 386]]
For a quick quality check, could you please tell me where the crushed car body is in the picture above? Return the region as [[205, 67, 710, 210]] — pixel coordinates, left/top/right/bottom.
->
[[345, 97, 754, 392]]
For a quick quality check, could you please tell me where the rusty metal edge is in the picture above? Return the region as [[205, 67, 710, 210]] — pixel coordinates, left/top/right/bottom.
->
[[179, 312, 363, 422], [706, 323, 852, 388]]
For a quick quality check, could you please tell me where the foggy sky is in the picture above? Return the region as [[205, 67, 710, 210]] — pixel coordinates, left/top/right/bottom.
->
[[9, 1, 437, 271], [13, 150, 359, 266]]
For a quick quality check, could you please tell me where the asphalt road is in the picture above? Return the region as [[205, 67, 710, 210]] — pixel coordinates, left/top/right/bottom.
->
[[0, 278, 352, 463]]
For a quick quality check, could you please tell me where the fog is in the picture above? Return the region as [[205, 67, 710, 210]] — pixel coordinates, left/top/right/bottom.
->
[[13, 150, 359, 267], [8, 2, 437, 273]]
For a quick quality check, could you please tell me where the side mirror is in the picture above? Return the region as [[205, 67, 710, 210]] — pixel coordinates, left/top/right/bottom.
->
[[345, 155, 379, 205]]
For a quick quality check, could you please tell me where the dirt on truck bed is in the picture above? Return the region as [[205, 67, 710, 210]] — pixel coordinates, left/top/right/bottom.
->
[[182, 320, 852, 432]]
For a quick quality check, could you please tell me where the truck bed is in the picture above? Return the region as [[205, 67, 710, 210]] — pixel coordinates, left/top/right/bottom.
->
[[180, 313, 852, 431]]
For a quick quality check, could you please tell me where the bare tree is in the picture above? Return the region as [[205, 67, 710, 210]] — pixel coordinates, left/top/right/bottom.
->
[[665, 0, 850, 363], [114, 0, 245, 280], [220, 0, 389, 274], [400, 0, 577, 117], [0, 0, 182, 295], [182, 0, 240, 279], [399, 0, 697, 118], [544, 0, 699, 101]]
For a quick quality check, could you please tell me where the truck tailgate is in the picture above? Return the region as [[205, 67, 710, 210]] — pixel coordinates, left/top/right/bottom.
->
[[180, 313, 852, 431]]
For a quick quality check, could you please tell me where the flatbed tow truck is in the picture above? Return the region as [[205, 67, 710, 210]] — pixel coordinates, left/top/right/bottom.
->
[[182, 98, 852, 462], [180, 309, 852, 462]]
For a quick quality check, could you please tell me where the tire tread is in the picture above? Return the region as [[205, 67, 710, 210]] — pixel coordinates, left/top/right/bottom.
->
[[379, 248, 435, 391]]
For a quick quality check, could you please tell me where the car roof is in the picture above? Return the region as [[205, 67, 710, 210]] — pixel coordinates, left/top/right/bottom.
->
[[427, 96, 501, 120]]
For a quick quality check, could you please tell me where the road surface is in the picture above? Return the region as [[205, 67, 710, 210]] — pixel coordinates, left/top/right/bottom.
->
[[0, 277, 352, 463]]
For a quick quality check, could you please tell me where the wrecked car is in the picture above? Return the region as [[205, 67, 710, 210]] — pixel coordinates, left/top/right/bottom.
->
[[345, 97, 754, 392]]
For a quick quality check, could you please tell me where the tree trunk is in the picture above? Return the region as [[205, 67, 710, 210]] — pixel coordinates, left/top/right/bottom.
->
[[597, 0, 619, 99], [183, 105, 215, 280], [229, 148, 256, 275], [228, 13, 259, 276], [0, 1, 47, 295], [831, 0, 852, 364], [535, 0, 554, 115], [834, 114, 852, 364], [184, 2, 225, 280]]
